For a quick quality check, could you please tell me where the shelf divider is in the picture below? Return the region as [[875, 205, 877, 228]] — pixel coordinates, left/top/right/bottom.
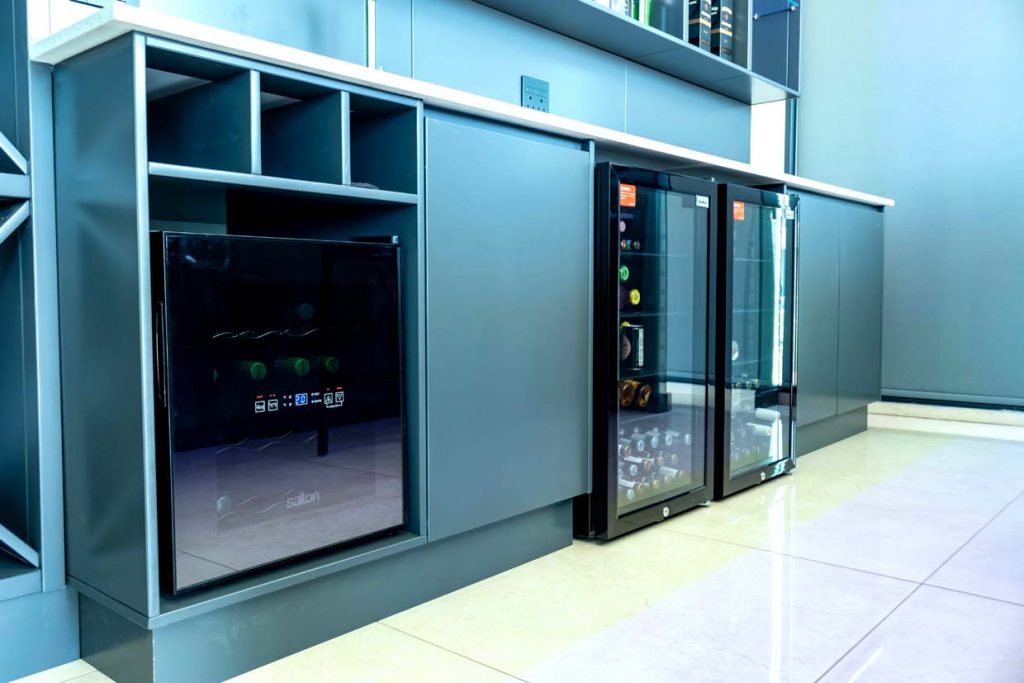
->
[[149, 161, 419, 206]]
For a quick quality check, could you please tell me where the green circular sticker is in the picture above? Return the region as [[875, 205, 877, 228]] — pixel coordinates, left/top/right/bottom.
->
[[619, 265, 630, 282]]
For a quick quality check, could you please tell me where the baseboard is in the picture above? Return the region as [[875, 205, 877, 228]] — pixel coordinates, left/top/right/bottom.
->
[[871, 400, 1024, 427], [868, 410, 1024, 443]]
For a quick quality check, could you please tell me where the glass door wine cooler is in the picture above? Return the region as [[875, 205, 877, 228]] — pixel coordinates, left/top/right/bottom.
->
[[152, 233, 406, 593], [714, 185, 798, 499], [575, 164, 717, 539]]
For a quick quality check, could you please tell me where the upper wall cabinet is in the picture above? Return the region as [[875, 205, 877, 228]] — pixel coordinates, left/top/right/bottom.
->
[[471, 0, 800, 104]]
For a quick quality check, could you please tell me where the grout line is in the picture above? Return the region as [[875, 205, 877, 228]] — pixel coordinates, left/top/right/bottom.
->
[[379, 622, 529, 682], [813, 489, 1024, 682], [656, 525, 920, 586], [812, 584, 924, 683], [921, 584, 1024, 610], [919, 489, 1024, 586]]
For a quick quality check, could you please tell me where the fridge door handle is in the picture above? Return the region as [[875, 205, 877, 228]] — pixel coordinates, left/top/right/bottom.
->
[[154, 301, 168, 408]]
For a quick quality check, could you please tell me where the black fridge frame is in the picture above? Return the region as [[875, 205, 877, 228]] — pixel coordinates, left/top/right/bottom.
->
[[574, 163, 719, 540], [713, 184, 798, 499], [150, 231, 409, 595]]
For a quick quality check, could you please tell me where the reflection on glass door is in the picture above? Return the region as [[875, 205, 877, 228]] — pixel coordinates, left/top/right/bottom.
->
[[616, 183, 709, 514], [722, 189, 796, 491]]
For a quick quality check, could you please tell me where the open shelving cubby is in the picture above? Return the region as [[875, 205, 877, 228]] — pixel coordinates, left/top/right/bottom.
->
[[146, 48, 255, 173], [259, 73, 346, 184]]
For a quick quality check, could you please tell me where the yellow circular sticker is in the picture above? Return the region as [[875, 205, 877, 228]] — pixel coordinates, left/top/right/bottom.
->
[[629, 289, 641, 306]]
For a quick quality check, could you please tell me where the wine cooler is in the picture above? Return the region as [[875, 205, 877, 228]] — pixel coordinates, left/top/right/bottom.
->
[[575, 164, 717, 539], [714, 185, 798, 499], [151, 233, 406, 593]]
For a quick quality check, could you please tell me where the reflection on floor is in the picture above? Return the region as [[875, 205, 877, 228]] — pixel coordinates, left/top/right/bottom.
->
[[18, 427, 1024, 682]]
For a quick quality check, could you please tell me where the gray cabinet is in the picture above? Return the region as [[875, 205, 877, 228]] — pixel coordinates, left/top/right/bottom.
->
[[838, 203, 884, 414], [795, 194, 840, 427], [424, 116, 590, 541], [795, 193, 884, 434]]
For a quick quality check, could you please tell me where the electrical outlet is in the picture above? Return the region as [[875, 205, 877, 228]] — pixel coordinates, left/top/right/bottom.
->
[[521, 76, 550, 113]]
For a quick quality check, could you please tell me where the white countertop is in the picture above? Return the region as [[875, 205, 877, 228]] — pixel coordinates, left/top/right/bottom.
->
[[31, 3, 894, 208]]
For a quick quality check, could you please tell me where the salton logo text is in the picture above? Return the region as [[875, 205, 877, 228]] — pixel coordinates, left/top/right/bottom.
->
[[286, 491, 321, 509]]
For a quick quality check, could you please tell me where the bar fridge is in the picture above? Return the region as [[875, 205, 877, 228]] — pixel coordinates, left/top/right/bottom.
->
[[151, 232, 406, 593], [714, 185, 798, 499], [575, 164, 718, 539]]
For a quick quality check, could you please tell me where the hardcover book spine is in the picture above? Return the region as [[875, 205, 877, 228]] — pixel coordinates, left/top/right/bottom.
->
[[711, 0, 734, 59], [688, 0, 712, 51]]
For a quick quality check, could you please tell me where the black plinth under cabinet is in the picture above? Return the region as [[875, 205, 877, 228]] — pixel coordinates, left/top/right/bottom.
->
[[151, 232, 406, 593], [713, 185, 798, 499], [575, 164, 718, 539]]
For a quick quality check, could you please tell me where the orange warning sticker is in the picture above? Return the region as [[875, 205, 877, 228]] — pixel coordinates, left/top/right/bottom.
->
[[620, 184, 637, 208], [733, 201, 746, 221]]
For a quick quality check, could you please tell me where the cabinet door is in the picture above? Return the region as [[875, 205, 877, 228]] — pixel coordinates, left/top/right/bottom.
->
[[795, 194, 840, 427], [837, 204, 884, 414], [425, 117, 590, 541]]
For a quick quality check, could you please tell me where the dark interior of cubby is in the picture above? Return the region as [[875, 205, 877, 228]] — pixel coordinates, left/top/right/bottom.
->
[[0, 202, 30, 547], [146, 49, 253, 173], [349, 94, 418, 194], [259, 74, 345, 184]]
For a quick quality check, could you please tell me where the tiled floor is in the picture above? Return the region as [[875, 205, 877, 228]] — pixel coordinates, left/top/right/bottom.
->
[[17, 428, 1024, 683]]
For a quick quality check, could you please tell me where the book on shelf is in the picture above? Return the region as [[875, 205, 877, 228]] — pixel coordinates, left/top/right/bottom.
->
[[688, 0, 712, 51], [711, 0, 734, 60]]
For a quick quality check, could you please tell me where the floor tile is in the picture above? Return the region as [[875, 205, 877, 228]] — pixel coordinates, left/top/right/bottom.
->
[[928, 495, 1024, 605], [10, 660, 101, 683], [886, 437, 1024, 502], [770, 483, 1004, 581], [229, 623, 516, 683], [821, 586, 1024, 683], [386, 532, 914, 681], [521, 551, 913, 683], [664, 432, 1007, 581], [385, 530, 750, 675]]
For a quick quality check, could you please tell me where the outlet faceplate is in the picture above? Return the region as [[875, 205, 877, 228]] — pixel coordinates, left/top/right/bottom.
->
[[521, 76, 550, 112]]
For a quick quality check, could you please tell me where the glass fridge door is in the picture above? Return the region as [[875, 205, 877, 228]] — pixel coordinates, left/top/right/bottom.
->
[[725, 191, 795, 482], [156, 233, 405, 592], [614, 175, 711, 517]]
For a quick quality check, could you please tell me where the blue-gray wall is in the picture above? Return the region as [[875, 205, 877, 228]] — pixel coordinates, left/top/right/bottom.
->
[[797, 1, 1024, 407]]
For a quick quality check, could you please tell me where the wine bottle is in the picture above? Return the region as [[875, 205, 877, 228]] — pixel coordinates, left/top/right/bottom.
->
[[659, 466, 684, 481], [619, 379, 641, 407], [621, 324, 644, 370], [630, 428, 647, 453], [636, 384, 652, 408], [619, 479, 639, 502], [275, 357, 311, 377], [618, 438, 634, 459], [645, 428, 661, 449], [317, 355, 340, 373], [234, 360, 267, 380]]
